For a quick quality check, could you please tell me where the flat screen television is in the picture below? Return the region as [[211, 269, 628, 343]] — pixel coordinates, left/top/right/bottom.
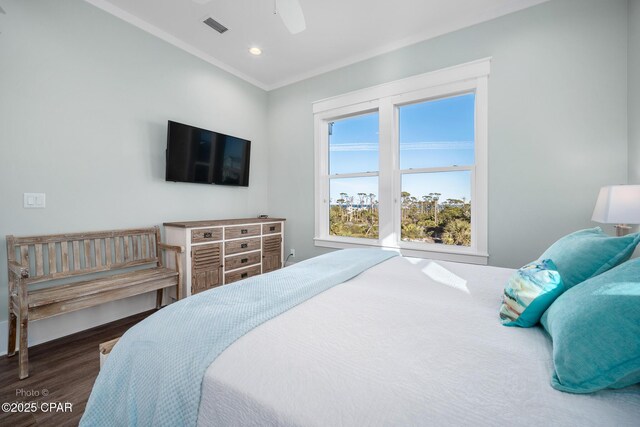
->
[[165, 121, 251, 187]]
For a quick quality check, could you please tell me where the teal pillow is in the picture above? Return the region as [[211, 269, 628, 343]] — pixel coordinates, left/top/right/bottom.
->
[[499, 259, 566, 327], [539, 227, 640, 288], [541, 258, 640, 393]]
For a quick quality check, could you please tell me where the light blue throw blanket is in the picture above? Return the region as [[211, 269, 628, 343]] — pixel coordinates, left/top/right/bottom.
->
[[81, 248, 397, 426]]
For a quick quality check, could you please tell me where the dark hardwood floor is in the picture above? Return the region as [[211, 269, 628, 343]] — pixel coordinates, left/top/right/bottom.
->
[[0, 310, 156, 426]]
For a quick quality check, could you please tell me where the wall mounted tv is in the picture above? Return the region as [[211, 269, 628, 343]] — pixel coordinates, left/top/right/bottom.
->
[[165, 121, 251, 187]]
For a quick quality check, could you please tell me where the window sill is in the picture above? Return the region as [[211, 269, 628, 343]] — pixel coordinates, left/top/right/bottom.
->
[[314, 237, 488, 265]]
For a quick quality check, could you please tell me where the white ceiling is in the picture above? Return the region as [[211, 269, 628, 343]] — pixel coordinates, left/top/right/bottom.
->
[[86, 0, 549, 90]]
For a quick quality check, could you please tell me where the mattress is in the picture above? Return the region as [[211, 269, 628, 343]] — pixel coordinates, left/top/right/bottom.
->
[[197, 256, 640, 426]]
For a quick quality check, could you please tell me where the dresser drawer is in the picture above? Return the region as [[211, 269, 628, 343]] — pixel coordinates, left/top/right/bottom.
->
[[225, 224, 261, 240], [225, 237, 261, 255], [262, 223, 282, 235], [225, 251, 261, 270], [191, 227, 222, 243], [225, 264, 261, 284]]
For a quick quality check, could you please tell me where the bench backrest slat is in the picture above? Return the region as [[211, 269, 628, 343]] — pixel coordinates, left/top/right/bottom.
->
[[7, 227, 161, 284], [124, 236, 131, 262], [73, 241, 81, 270], [62, 242, 70, 272], [105, 238, 112, 267], [49, 243, 57, 273], [35, 245, 44, 276], [95, 239, 103, 268]]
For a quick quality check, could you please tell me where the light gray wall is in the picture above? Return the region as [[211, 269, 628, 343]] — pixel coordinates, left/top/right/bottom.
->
[[630, 0, 640, 184], [0, 0, 269, 346], [267, 0, 630, 268]]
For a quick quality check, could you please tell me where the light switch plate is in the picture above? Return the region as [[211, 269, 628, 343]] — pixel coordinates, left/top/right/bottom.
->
[[24, 193, 46, 208]]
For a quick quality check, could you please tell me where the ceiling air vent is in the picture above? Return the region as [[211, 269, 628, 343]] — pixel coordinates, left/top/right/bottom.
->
[[203, 17, 228, 34]]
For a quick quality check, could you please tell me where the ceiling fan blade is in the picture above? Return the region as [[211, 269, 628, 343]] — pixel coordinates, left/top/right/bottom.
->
[[277, 0, 306, 34]]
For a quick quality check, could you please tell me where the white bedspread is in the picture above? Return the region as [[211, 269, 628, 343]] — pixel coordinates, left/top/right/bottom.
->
[[197, 257, 640, 426]]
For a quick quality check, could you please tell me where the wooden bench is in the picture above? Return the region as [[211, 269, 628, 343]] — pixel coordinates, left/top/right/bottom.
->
[[6, 226, 184, 379]]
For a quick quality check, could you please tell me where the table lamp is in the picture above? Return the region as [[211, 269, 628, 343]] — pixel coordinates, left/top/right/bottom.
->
[[592, 185, 640, 236]]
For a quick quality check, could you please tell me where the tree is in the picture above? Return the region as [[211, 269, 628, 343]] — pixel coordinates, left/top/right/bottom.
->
[[336, 198, 346, 221], [357, 193, 367, 220], [401, 223, 423, 240], [401, 191, 411, 220], [369, 193, 377, 213], [339, 192, 348, 207], [331, 185, 468, 246], [429, 192, 441, 224], [442, 219, 471, 246]]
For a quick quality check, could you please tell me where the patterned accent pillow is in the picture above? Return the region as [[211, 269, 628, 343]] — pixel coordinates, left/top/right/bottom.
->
[[499, 259, 566, 328]]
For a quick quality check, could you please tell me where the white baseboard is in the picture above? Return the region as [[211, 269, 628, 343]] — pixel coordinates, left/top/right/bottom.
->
[[0, 294, 157, 357]]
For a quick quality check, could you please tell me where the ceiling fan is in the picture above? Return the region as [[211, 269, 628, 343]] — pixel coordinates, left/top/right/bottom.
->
[[272, 0, 306, 34], [195, 0, 306, 34]]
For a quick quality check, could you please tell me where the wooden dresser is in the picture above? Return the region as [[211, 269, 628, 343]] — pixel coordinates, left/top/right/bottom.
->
[[164, 218, 285, 298]]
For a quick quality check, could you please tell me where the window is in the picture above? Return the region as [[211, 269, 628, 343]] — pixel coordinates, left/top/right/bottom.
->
[[329, 112, 379, 239], [398, 93, 474, 247], [314, 59, 489, 264]]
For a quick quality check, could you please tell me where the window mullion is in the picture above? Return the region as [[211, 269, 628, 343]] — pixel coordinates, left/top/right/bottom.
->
[[378, 97, 396, 246]]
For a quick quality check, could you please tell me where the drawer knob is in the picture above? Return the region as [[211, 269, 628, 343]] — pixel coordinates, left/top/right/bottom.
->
[[241, 229, 248, 234], [241, 243, 248, 249], [269, 226, 275, 231], [203, 232, 212, 238], [241, 272, 248, 278], [241, 258, 248, 263]]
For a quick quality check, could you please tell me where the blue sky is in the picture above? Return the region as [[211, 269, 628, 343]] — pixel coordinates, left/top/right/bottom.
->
[[329, 93, 475, 204]]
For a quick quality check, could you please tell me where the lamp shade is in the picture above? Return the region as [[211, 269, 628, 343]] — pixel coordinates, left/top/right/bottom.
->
[[592, 185, 640, 224]]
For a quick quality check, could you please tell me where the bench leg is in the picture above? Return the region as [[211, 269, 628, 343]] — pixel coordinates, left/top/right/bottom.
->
[[156, 289, 163, 309], [7, 310, 17, 357], [18, 310, 29, 379]]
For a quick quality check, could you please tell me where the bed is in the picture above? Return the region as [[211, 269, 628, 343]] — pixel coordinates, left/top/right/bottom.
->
[[83, 252, 640, 426]]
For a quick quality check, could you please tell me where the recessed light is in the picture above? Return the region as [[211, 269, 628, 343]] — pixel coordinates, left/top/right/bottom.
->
[[249, 47, 262, 56]]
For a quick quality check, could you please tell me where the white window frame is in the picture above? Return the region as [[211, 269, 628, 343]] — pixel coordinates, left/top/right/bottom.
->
[[313, 58, 490, 265]]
